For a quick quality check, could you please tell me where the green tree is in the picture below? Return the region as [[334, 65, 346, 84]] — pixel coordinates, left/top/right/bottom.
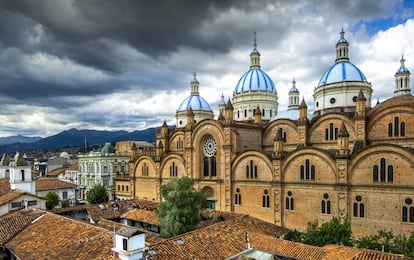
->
[[44, 191, 59, 210], [301, 217, 352, 247], [86, 184, 108, 204], [357, 230, 414, 258], [157, 176, 206, 238]]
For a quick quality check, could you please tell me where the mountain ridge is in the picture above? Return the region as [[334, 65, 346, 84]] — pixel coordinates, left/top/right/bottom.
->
[[0, 128, 157, 154]]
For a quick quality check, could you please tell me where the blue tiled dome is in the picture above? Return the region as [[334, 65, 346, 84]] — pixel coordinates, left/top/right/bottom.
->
[[396, 66, 410, 74], [289, 86, 299, 93], [178, 95, 212, 111], [234, 69, 276, 94], [318, 61, 367, 87]]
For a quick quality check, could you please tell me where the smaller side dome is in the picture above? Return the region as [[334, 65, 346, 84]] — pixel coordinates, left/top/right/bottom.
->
[[177, 73, 212, 112]]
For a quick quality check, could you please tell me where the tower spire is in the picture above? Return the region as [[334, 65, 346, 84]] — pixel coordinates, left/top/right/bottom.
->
[[190, 72, 199, 95], [336, 28, 350, 63], [394, 55, 411, 96], [250, 32, 261, 69]]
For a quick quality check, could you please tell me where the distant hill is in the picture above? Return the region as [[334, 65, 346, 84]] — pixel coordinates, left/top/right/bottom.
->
[[0, 135, 42, 145], [0, 128, 157, 154]]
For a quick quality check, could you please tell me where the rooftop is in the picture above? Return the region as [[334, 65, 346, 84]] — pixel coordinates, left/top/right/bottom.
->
[[3, 209, 114, 259], [35, 178, 77, 191]]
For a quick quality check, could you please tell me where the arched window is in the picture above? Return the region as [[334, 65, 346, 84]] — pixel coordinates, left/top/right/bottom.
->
[[202, 136, 217, 178], [401, 122, 406, 136], [285, 191, 294, 211], [321, 193, 331, 214], [300, 159, 315, 181], [246, 160, 258, 179], [402, 198, 414, 223], [235, 188, 241, 205], [211, 157, 216, 176], [170, 161, 178, 177], [389, 117, 406, 137], [325, 123, 338, 141], [142, 163, 148, 177], [353, 195, 364, 218], [203, 157, 209, 176], [373, 158, 393, 184], [262, 189, 270, 208]]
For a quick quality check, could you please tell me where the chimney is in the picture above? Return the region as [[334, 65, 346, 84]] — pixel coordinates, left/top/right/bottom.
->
[[112, 226, 145, 260]]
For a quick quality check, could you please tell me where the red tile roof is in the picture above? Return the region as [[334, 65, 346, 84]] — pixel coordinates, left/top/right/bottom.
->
[[0, 178, 10, 194], [122, 208, 158, 225], [0, 190, 26, 206], [35, 177, 76, 191], [4, 210, 114, 259], [0, 209, 44, 244], [146, 214, 289, 259], [45, 166, 67, 177]]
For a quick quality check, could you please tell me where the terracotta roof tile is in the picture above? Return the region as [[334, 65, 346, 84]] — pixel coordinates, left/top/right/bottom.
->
[[122, 208, 158, 225], [0, 190, 25, 206], [5, 210, 114, 259], [67, 163, 78, 170], [46, 166, 67, 177], [0, 178, 10, 194], [146, 214, 289, 259], [248, 233, 326, 260], [133, 198, 159, 210], [0, 209, 44, 244], [53, 201, 131, 222], [96, 218, 165, 245], [35, 177, 76, 191]]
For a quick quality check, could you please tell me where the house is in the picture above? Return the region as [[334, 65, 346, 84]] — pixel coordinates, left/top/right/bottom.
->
[[0, 189, 46, 216], [46, 163, 79, 185], [35, 177, 77, 206]]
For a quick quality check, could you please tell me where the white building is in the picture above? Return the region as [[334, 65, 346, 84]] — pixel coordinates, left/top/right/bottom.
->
[[78, 143, 131, 201]]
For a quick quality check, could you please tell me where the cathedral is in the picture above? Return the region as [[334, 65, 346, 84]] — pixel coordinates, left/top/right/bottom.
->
[[131, 30, 414, 238]]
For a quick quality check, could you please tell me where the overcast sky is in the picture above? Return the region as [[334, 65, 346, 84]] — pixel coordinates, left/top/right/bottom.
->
[[0, 0, 413, 137]]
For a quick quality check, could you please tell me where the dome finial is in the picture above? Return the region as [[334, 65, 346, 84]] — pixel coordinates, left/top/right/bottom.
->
[[292, 77, 296, 86], [250, 32, 261, 69], [253, 31, 257, 50], [400, 54, 405, 67], [190, 72, 199, 95], [340, 26, 345, 38]]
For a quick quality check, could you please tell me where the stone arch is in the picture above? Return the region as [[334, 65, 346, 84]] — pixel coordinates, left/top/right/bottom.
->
[[367, 106, 414, 141], [349, 144, 414, 185], [159, 154, 186, 179], [133, 155, 157, 178], [191, 120, 225, 179], [263, 119, 299, 148], [201, 186, 215, 200], [169, 130, 186, 151], [308, 114, 355, 145], [282, 148, 337, 183], [232, 150, 273, 181]]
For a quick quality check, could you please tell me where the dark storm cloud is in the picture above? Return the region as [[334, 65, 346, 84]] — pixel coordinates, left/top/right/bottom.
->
[[0, 0, 258, 72]]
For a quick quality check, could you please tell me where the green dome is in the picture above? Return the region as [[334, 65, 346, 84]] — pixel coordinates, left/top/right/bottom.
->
[[101, 143, 115, 156]]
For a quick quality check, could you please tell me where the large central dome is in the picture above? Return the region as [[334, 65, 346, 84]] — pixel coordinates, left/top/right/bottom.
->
[[233, 69, 276, 94], [318, 61, 367, 87], [313, 29, 372, 117], [231, 34, 278, 122]]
